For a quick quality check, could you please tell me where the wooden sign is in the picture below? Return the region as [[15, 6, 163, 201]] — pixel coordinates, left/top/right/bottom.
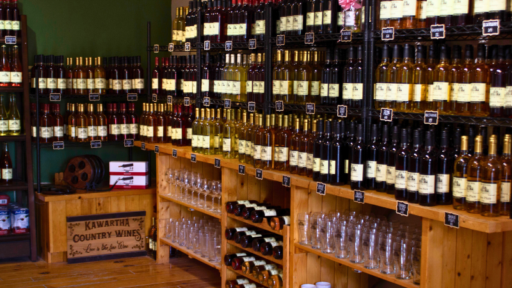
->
[[66, 211, 147, 263]]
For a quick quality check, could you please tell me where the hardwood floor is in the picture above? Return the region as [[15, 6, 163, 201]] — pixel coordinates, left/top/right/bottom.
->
[[0, 256, 221, 288]]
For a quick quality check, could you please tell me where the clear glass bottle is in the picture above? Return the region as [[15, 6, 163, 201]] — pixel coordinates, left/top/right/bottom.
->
[[481, 135, 502, 217]]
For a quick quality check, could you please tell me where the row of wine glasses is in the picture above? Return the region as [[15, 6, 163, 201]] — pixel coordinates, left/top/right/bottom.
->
[[164, 168, 222, 214], [298, 210, 421, 284], [164, 215, 221, 264]]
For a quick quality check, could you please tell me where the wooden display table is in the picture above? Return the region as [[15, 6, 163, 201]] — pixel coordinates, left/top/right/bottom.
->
[[36, 187, 156, 263]]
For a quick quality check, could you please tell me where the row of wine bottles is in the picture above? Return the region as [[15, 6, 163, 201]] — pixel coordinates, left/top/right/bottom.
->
[[0, 45, 22, 87], [0, 0, 20, 38], [225, 226, 284, 259], [0, 93, 20, 136], [30, 55, 144, 95], [225, 200, 290, 230], [374, 43, 512, 117], [225, 253, 284, 287]]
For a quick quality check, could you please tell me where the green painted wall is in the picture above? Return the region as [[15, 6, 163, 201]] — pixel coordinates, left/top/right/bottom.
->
[[22, 0, 172, 183]]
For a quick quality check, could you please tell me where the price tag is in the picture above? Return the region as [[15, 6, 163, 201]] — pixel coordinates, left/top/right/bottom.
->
[[52, 141, 64, 150], [172, 149, 178, 158], [214, 158, 221, 168], [282, 175, 291, 187], [445, 212, 460, 228], [275, 101, 284, 112], [124, 139, 134, 147], [90, 140, 102, 149], [49, 93, 61, 102], [191, 153, 197, 163], [431, 24, 445, 39], [306, 103, 315, 115], [185, 42, 191, 51], [152, 94, 158, 102], [168, 43, 174, 52], [380, 108, 393, 122], [238, 164, 245, 175], [396, 201, 409, 216], [340, 30, 352, 42], [354, 190, 365, 204], [141, 142, 146, 150], [316, 182, 326, 195], [88, 93, 100, 101], [153, 44, 160, 53], [203, 97, 210, 107], [4, 36, 16, 44], [305, 32, 315, 44], [154, 145, 159, 154], [225, 41, 233, 51], [167, 95, 173, 104], [224, 99, 231, 109], [276, 35, 285, 46], [255, 169, 263, 180], [184, 97, 191, 106], [248, 101, 256, 112], [204, 40, 211, 50], [127, 93, 138, 101], [249, 39, 257, 49], [424, 110, 439, 125], [381, 27, 394, 41], [483, 20, 500, 36], [337, 105, 348, 118]]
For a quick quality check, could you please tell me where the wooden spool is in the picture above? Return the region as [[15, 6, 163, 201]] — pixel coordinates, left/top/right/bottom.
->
[[64, 155, 104, 189]]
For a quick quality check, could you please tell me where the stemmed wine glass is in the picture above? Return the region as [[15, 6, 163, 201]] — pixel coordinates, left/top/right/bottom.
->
[[200, 179, 211, 209], [164, 169, 173, 196], [211, 181, 222, 213], [179, 170, 190, 200], [187, 172, 197, 203], [191, 173, 202, 205]]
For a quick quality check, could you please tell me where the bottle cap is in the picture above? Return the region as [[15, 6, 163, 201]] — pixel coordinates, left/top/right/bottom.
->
[[460, 135, 468, 151], [392, 44, 402, 59], [403, 44, 413, 59]]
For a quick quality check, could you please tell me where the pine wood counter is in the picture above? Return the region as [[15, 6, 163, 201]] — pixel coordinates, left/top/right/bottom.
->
[[35, 187, 156, 263]]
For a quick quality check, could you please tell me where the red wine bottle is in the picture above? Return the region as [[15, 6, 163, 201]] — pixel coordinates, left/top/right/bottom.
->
[[395, 128, 410, 201], [250, 208, 290, 223]]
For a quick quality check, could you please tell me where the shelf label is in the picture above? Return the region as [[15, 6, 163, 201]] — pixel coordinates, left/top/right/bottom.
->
[[204, 40, 211, 50], [203, 97, 210, 107], [184, 42, 191, 51], [380, 108, 393, 122], [248, 101, 256, 113], [305, 32, 315, 44], [152, 94, 158, 102], [316, 182, 326, 195], [124, 139, 134, 147], [255, 169, 263, 180], [282, 175, 291, 187], [225, 41, 233, 51], [483, 20, 500, 36], [53, 141, 64, 150], [191, 153, 197, 163], [306, 103, 315, 115], [275, 101, 284, 112], [168, 43, 174, 52], [184, 97, 191, 106], [90, 140, 102, 149], [381, 27, 394, 41], [340, 30, 352, 42], [141, 142, 146, 150], [424, 110, 439, 125], [89, 93, 100, 101], [224, 99, 231, 109], [249, 39, 257, 49], [214, 158, 221, 168], [127, 93, 138, 101], [431, 24, 445, 39], [238, 164, 245, 175], [172, 149, 178, 158], [154, 145, 159, 154], [167, 95, 173, 104], [4, 36, 16, 45], [49, 93, 61, 102], [396, 201, 409, 216], [276, 35, 285, 46], [354, 190, 365, 204], [445, 212, 460, 228], [337, 105, 348, 118], [153, 44, 159, 53]]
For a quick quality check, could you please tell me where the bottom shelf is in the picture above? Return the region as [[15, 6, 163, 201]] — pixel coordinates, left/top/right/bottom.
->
[[160, 237, 221, 271], [227, 266, 270, 288], [295, 243, 418, 288]]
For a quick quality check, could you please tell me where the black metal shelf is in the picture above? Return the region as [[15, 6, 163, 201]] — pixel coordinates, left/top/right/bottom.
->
[[269, 102, 363, 116], [33, 140, 132, 148], [271, 32, 364, 45], [29, 93, 147, 100], [0, 135, 26, 142], [0, 180, 28, 192]]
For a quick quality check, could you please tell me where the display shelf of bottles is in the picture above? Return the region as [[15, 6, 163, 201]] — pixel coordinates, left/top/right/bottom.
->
[[270, 102, 363, 116], [159, 194, 221, 219], [0, 233, 30, 243], [369, 109, 512, 127], [160, 237, 221, 270], [0, 180, 27, 192], [270, 32, 364, 44], [29, 93, 147, 99], [227, 239, 284, 266], [227, 214, 284, 237], [227, 266, 270, 288], [295, 243, 417, 288]]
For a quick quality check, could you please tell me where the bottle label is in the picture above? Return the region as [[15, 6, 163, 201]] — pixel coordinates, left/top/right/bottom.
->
[[261, 146, 272, 161], [223, 138, 231, 152], [309, 81, 320, 96], [296, 81, 308, 96], [307, 153, 314, 169], [152, 78, 159, 90], [273, 80, 280, 95], [254, 145, 261, 160], [4, 20, 11, 30], [8, 120, 20, 131], [31, 126, 36, 137], [263, 209, 277, 217], [281, 80, 292, 96], [314, 12, 322, 26], [86, 126, 97, 137], [238, 23, 246, 36], [338, 11, 345, 26], [366, 161, 377, 178], [120, 124, 129, 135], [140, 125, 146, 137], [320, 159, 329, 175], [285, 15, 293, 31], [481, 183, 498, 204], [330, 83, 341, 98], [457, 83, 470, 102], [46, 78, 57, 89], [256, 19, 266, 34], [192, 135, 197, 147], [432, 82, 449, 101], [293, 15, 304, 31], [0, 20, 4, 30], [352, 83, 363, 100], [121, 79, 131, 90], [489, 87, 505, 107], [86, 79, 94, 89], [407, 172, 420, 191], [156, 126, 163, 137], [241, 256, 256, 262], [307, 12, 315, 26], [376, 164, 387, 182], [412, 84, 425, 102], [176, 128, 183, 139], [290, 150, 299, 166], [313, 157, 321, 172], [232, 81, 241, 95], [426, 0, 441, 17], [77, 128, 88, 139], [395, 170, 407, 189], [380, 1, 391, 19], [6, 71, 18, 85], [323, 10, 332, 25], [453, 176, 467, 198], [390, 1, 404, 19], [0, 71, 10, 84], [247, 141, 253, 156], [299, 152, 307, 168], [237, 139, 245, 154], [201, 79, 209, 92], [279, 147, 289, 162], [93, 78, 105, 89], [341, 83, 351, 99], [505, 86, 512, 107], [56, 78, 66, 89], [245, 81, 253, 93], [375, 83, 387, 100], [419, 174, 436, 195], [501, 182, 511, 203], [69, 126, 76, 137], [144, 126, 152, 137], [489, 0, 506, 11], [321, 83, 329, 97], [470, 83, 486, 102], [257, 81, 265, 93], [110, 124, 119, 136], [396, 83, 411, 102], [2, 169, 12, 180], [450, 83, 459, 103], [436, 173, 450, 193], [344, 159, 349, 174], [98, 126, 108, 137], [236, 279, 250, 285], [439, 0, 453, 16], [402, 0, 418, 16], [351, 163, 364, 181], [386, 83, 397, 101], [386, 166, 396, 184], [40, 127, 52, 138], [418, 1, 428, 19], [67, 78, 73, 89], [130, 124, 139, 135], [328, 160, 335, 175]]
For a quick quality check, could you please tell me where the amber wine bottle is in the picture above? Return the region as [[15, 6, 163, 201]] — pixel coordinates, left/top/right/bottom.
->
[[480, 135, 502, 217], [453, 135, 470, 210], [466, 135, 484, 214], [500, 135, 512, 216]]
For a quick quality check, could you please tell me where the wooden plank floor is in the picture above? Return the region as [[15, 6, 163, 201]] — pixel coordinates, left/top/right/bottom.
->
[[0, 256, 221, 288]]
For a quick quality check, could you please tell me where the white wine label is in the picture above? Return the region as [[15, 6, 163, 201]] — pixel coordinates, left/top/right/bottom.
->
[[269, 241, 282, 248], [121, 124, 130, 135], [314, 12, 323, 26], [313, 157, 321, 172], [31, 126, 36, 137], [380, 1, 391, 19], [390, 0, 404, 19], [293, 15, 304, 31], [286, 15, 293, 31], [345, 159, 349, 174], [376, 164, 387, 182], [0, 71, 10, 83], [419, 174, 436, 194], [457, 84, 471, 102], [152, 78, 159, 89], [95, 78, 107, 89], [396, 83, 411, 102], [256, 19, 265, 34], [489, 87, 505, 107], [450, 83, 459, 102], [320, 160, 329, 175], [203, 136, 210, 149], [375, 83, 387, 100], [261, 146, 272, 161], [256, 81, 264, 93], [395, 170, 407, 189], [307, 153, 314, 169], [297, 81, 309, 95], [67, 78, 73, 89], [351, 163, 364, 182], [157, 126, 164, 137], [201, 79, 210, 92], [2, 168, 12, 180], [322, 10, 332, 25], [191, 81, 197, 93], [426, 0, 441, 17], [329, 160, 336, 175], [87, 126, 98, 137], [69, 126, 76, 137], [470, 83, 487, 102], [8, 120, 20, 131], [412, 84, 425, 101], [290, 150, 299, 166], [321, 83, 329, 97], [505, 86, 512, 107], [241, 256, 256, 262], [144, 125, 153, 137], [386, 166, 396, 184], [311, 81, 320, 96], [238, 139, 246, 154], [273, 80, 281, 95], [77, 127, 88, 139], [280, 147, 289, 161], [112, 79, 122, 90], [402, 0, 418, 16], [338, 11, 344, 26], [432, 82, 449, 101], [352, 83, 363, 100], [481, 183, 498, 204], [254, 144, 262, 159], [130, 124, 139, 135], [436, 173, 450, 193], [427, 84, 433, 101], [40, 127, 52, 138], [87, 79, 95, 89], [167, 127, 173, 139], [386, 83, 397, 101], [501, 182, 511, 203], [407, 172, 420, 191], [12, 21, 19, 30], [298, 152, 307, 168], [214, 136, 220, 148], [98, 126, 108, 137], [453, 177, 467, 198], [4, 20, 11, 30], [246, 81, 253, 93], [341, 83, 352, 99], [489, 0, 505, 11], [192, 135, 198, 147], [247, 141, 253, 156], [47, 78, 57, 89], [57, 78, 66, 89], [263, 209, 277, 217], [293, 81, 299, 95], [366, 161, 377, 178], [439, 0, 453, 16], [307, 12, 315, 26], [330, 83, 341, 98]]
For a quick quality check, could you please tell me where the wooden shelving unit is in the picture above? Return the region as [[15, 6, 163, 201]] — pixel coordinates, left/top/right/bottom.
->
[[160, 194, 221, 219], [160, 237, 221, 270], [227, 266, 270, 288]]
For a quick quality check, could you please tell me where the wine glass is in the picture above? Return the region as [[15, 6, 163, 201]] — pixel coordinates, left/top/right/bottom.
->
[[209, 180, 221, 212], [164, 169, 174, 196], [179, 170, 190, 200], [213, 181, 222, 213], [187, 172, 197, 203], [173, 169, 182, 199], [202, 180, 212, 210]]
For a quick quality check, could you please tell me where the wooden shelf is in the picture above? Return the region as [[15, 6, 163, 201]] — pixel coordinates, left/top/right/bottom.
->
[[159, 194, 221, 219], [227, 214, 284, 236], [36, 186, 155, 202], [0, 180, 28, 192], [226, 266, 269, 288], [0, 135, 26, 141], [0, 86, 23, 93], [295, 243, 418, 288], [160, 237, 221, 270], [226, 239, 284, 266]]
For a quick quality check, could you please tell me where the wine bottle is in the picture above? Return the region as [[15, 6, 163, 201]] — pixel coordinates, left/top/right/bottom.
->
[[231, 255, 256, 270], [407, 128, 422, 203], [465, 134, 483, 212], [411, 45, 427, 113], [320, 49, 331, 105], [480, 135, 502, 217], [375, 44, 390, 109], [7, 94, 20, 136], [501, 135, 512, 216], [376, 124, 389, 192], [226, 278, 250, 288], [490, 46, 507, 117], [419, 130, 437, 206], [396, 44, 414, 112], [342, 47, 354, 106], [330, 120, 345, 185], [366, 124, 379, 190], [252, 236, 277, 252], [386, 125, 399, 194], [0, 143, 12, 183], [470, 44, 490, 117], [453, 135, 470, 210], [350, 124, 365, 190], [225, 227, 248, 240], [251, 208, 290, 223], [312, 119, 324, 181], [224, 252, 248, 266], [395, 128, 410, 200], [387, 44, 403, 109], [320, 120, 333, 183], [436, 129, 453, 205]]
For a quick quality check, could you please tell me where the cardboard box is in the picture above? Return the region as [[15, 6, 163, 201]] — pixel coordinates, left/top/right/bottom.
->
[[109, 175, 149, 189], [109, 161, 148, 176]]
